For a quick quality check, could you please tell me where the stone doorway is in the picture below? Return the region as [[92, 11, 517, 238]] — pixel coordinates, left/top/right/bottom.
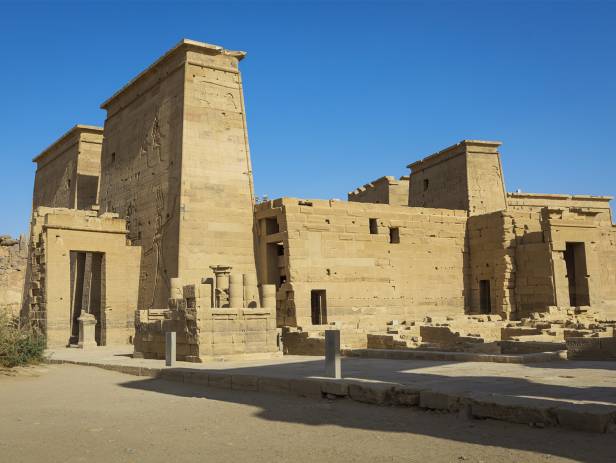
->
[[564, 242, 590, 306], [69, 251, 104, 346], [479, 279, 491, 314], [311, 289, 327, 325]]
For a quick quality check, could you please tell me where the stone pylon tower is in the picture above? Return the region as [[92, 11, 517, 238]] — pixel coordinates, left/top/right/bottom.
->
[[98, 39, 257, 311]]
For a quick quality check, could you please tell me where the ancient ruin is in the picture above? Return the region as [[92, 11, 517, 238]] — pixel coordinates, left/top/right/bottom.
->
[[7, 39, 615, 362]]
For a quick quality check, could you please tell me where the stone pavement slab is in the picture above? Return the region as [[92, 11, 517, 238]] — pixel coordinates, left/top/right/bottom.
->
[[46, 347, 616, 433]]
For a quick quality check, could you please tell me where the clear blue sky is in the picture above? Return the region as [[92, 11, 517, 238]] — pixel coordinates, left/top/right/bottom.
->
[[1, 1, 615, 237]]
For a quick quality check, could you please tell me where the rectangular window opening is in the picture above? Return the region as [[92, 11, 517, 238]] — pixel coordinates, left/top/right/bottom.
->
[[369, 218, 378, 235], [423, 178, 429, 191], [389, 227, 400, 244]]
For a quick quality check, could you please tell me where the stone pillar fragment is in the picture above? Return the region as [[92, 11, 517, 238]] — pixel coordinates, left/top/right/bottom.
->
[[170, 278, 183, 299], [243, 273, 260, 308], [77, 311, 97, 349], [325, 329, 341, 379]]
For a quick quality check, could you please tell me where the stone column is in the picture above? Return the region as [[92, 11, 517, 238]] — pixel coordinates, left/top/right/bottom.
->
[[210, 265, 232, 308], [260, 284, 276, 309], [77, 311, 97, 349], [229, 274, 244, 308], [243, 273, 260, 308]]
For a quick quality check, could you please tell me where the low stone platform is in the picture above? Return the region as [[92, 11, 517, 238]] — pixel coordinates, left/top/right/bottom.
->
[[46, 347, 616, 434], [342, 348, 566, 363]]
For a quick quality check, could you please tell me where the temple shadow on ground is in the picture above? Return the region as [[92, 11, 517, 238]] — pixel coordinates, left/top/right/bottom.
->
[[115, 358, 616, 463]]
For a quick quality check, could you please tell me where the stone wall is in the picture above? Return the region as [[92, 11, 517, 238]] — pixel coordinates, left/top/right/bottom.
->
[[467, 212, 516, 318], [179, 43, 257, 286], [507, 192, 613, 217], [255, 198, 468, 328], [32, 125, 103, 210], [0, 235, 27, 316], [23, 208, 141, 347], [348, 176, 409, 206], [98, 40, 257, 312], [98, 44, 185, 313], [135, 279, 279, 361], [468, 207, 616, 320], [408, 140, 506, 215]]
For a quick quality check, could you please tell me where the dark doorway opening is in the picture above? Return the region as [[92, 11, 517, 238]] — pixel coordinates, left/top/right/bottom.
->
[[70, 251, 104, 346], [389, 227, 400, 244], [265, 242, 285, 288], [564, 242, 590, 306], [479, 280, 491, 314], [311, 290, 327, 325]]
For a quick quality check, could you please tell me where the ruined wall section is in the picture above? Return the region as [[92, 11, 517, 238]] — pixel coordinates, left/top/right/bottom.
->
[[179, 46, 257, 284], [99, 50, 185, 311], [0, 235, 28, 316], [256, 198, 468, 328], [348, 176, 410, 206]]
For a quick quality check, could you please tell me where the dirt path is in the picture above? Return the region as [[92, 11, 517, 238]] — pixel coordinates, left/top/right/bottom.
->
[[0, 364, 614, 463]]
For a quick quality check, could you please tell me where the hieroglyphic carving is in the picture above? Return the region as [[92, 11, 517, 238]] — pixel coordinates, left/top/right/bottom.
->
[[139, 109, 165, 168]]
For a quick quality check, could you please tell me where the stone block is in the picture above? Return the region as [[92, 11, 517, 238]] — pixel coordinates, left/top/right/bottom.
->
[[289, 378, 323, 398], [208, 372, 232, 389], [258, 376, 290, 394], [158, 369, 185, 383], [231, 374, 259, 391], [348, 380, 396, 405], [183, 371, 209, 385], [419, 390, 461, 411], [319, 379, 349, 397], [468, 393, 556, 427], [554, 404, 616, 433], [390, 386, 421, 406]]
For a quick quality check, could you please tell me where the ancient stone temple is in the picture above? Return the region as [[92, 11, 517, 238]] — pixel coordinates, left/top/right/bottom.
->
[[18, 39, 616, 360]]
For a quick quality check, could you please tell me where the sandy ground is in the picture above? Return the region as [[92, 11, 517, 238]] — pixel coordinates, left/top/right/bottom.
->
[[0, 365, 614, 463]]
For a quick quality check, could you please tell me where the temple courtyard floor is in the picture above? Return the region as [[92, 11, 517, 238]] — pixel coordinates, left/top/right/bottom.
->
[[33, 347, 616, 436], [0, 363, 615, 463]]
